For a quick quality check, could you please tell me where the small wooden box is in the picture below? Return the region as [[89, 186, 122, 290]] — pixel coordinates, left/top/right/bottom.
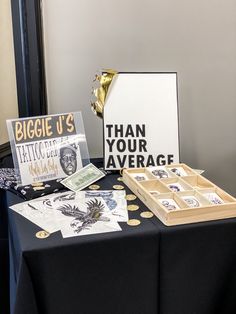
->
[[123, 164, 236, 226]]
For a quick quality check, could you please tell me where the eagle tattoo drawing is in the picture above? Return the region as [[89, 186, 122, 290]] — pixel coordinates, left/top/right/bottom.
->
[[57, 198, 110, 233]]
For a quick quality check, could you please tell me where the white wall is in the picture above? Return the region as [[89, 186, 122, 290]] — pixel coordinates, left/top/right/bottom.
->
[[42, 0, 236, 195], [0, 0, 18, 145]]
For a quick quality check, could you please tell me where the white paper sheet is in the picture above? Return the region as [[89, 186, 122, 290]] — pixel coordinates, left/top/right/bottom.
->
[[10, 197, 59, 233], [10, 189, 128, 237]]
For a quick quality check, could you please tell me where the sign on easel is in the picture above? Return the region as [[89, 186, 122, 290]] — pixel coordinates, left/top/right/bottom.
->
[[103, 72, 179, 170]]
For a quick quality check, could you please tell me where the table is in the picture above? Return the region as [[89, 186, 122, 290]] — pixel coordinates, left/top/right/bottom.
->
[[7, 173, 236, 314], [0, 189, 9, 314], [0, 154, 13, 314]]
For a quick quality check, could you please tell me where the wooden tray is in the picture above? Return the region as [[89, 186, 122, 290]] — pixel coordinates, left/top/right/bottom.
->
[[123, 163, 236, 226]]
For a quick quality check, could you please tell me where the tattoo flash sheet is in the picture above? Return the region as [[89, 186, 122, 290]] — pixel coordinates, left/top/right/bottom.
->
[[10, 196, 60, 233], [10, 190, 128, 237]]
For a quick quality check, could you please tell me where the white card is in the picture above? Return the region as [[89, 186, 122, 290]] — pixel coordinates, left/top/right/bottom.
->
[[131, 173, 149, 182], [204, 193, 224, 205], [169, 166, 188, 177], [147, 166, 170, 179], [167, 182, 185, 192], [160, 198, 180, 210], [182, 196, 201, 208]]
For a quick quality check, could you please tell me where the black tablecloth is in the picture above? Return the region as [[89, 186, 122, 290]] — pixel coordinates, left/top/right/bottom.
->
[[0, 189, 9, 314], [7, 174, 236, 314]]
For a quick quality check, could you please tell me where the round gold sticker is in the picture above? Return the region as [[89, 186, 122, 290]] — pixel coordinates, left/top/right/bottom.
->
[[140, 211, 154, 218], [117, 177, 123, 182], [113, 185, 124, 190], [125, 194, 137, 201], [127, 219, 141, 226], [33, 186, 45, 191], [36, 230, 50, 239], [88, 184, 100, 190], [119, 168, 125, 176], [32, 182, 44, 187], [127, 204, 139, 211]]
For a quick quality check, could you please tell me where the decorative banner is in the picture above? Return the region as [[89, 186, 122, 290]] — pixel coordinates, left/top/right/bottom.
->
[[7, 112, 90, 185], [103, 73, 180, 170]]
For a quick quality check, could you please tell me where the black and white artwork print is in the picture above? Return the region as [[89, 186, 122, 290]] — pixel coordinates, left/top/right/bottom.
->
[[10, 196, 60, 233], [10, 190, 128, 237], [54, 196, 122, 237]]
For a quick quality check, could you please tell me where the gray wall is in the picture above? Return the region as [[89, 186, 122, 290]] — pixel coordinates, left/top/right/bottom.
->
[[0, 0, 18, 145], [42, 0, 236, 196]]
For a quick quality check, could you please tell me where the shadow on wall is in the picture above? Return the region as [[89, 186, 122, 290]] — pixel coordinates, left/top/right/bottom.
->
[[203, 153, 236, 198]]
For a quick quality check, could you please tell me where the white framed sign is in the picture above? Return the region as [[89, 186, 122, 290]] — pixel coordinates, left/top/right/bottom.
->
[[7, 112, 90, 185], [103, 72, 180, 170]]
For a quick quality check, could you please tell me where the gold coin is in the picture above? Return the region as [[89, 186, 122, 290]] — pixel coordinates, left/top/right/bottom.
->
[[113, 185, 124, 190], [89, 184, 100, 190], [127, 219, 141, 226], [140, 211, 154, 218], [125, 194, 137, 201], [33, 186, 45, 191], [36, 230, 50, 239], [119, 168, 125, 176], [117, 177, 123, 182], [32, 182, 43, 187], [127, 204, 139, 211]]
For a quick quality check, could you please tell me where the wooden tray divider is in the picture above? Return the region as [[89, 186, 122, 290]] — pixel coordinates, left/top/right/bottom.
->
[[123, 164, 236, 226]]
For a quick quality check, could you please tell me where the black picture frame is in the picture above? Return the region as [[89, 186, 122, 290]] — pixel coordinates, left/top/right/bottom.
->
[[0, 0, 47, 159]]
